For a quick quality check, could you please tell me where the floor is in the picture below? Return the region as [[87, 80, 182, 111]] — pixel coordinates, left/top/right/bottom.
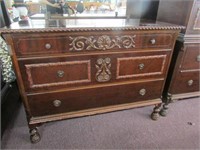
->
[[1, 97, 200, 149]]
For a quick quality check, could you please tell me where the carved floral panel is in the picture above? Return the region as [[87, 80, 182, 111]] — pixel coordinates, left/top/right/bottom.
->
[[95, 57, 111, 82], [69, 35, 136, 51]]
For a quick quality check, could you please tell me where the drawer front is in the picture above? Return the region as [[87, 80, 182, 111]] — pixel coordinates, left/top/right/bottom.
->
[[169, 71, 200, 94], [13, 31, 175, 56], [19, 51, 170, 92], [117, 55, 166, 79], [13, 35, 68, 56], [25, 60, 91, 89], [139, 33, 174, 49], [28, 80, 163, 117], [181, 44, 200, 71]]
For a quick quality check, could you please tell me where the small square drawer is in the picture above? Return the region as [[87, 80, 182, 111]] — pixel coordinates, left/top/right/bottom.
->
[[116, 55, 167, 79], [24, 60, 91, 89], [138, 33, 175, 49], [13, 34, 68, 56], [27, 80, 163, 117], [181, 44, 200, 71]]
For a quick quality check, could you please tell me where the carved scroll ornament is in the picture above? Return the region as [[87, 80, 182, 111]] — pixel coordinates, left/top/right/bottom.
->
[[69, 35, 136, 51], [95, 58, 111, 82]]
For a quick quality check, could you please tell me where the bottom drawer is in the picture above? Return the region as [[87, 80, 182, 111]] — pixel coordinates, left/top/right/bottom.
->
[[28, 80, 163, 117], [169, 71, 200, 94]]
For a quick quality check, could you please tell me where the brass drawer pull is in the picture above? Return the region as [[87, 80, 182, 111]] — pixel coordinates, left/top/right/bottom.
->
[[138, 63, 145, 70], [57, 70, 64, 78], [197, 55, 200, 62], [188, 80, 193, 86], [139, 88, 146, 96], [53, 100, 61, 107], [45, 43, 51, 49], [150, 39, 156, 45]]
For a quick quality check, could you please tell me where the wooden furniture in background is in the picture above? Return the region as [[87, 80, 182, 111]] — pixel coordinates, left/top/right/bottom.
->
[[1, 19, 183, 143], [26, 2, 41, 15], [157, 0, 200, 116], [68, 1, 112, 11]]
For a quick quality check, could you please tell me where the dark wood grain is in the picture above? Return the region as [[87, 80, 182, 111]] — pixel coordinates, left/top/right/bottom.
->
[[1, 18, 182, 142]]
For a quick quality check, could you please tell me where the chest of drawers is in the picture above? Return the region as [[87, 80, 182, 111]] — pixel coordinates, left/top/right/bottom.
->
[[157, 0, 200, 116], [169, 43, 200, 97], [1, 19, 183, 143]]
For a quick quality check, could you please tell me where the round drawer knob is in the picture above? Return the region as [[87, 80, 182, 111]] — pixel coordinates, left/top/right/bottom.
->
[[138, 63, 145, 70], [57, 70, 64, 78], [53, 100, 61, 107], [188, 80, 194, 86], [45, 43, 51, 49], [139, 88, 146, 96], [196, 55, 200, 62], [150, 39, 156, 45]]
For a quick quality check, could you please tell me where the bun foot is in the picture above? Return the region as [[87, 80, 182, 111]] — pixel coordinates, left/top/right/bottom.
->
[[151, 112, 159, 120], [151, 105, 161, 121], [160, 104, 169, 117], [30, 128, 41, 144]]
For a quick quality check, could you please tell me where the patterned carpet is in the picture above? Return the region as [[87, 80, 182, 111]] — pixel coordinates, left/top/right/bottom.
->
[[1, 97, 200, 149]]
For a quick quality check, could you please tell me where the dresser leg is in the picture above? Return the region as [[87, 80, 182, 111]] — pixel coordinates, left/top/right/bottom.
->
[[29, 127, 41, 144], [151, 104, 161, 121], [159, 103, 169, 117], [160, 93, 171, 117]]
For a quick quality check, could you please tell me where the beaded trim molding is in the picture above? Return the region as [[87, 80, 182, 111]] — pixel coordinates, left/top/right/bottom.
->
[[0, 25, 185, 34]]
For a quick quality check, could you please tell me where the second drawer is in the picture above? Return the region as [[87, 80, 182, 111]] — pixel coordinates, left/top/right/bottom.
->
[[19, 52, 169, 92]]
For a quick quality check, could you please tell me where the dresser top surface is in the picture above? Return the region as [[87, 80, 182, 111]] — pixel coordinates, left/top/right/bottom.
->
[[0, 18, 184, 34]]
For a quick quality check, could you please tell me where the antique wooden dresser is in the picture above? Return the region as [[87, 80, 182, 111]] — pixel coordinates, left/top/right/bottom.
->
[[0, 18, 183, 143], [157, 0, 200, 116]]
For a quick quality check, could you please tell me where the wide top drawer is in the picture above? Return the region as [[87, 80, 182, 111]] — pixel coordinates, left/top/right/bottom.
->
[[12, 31, 177, 57]]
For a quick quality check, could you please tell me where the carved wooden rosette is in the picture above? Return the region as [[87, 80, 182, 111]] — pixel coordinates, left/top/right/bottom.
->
[[69, 35, 136, 51], [95, 58, 111, 82]]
